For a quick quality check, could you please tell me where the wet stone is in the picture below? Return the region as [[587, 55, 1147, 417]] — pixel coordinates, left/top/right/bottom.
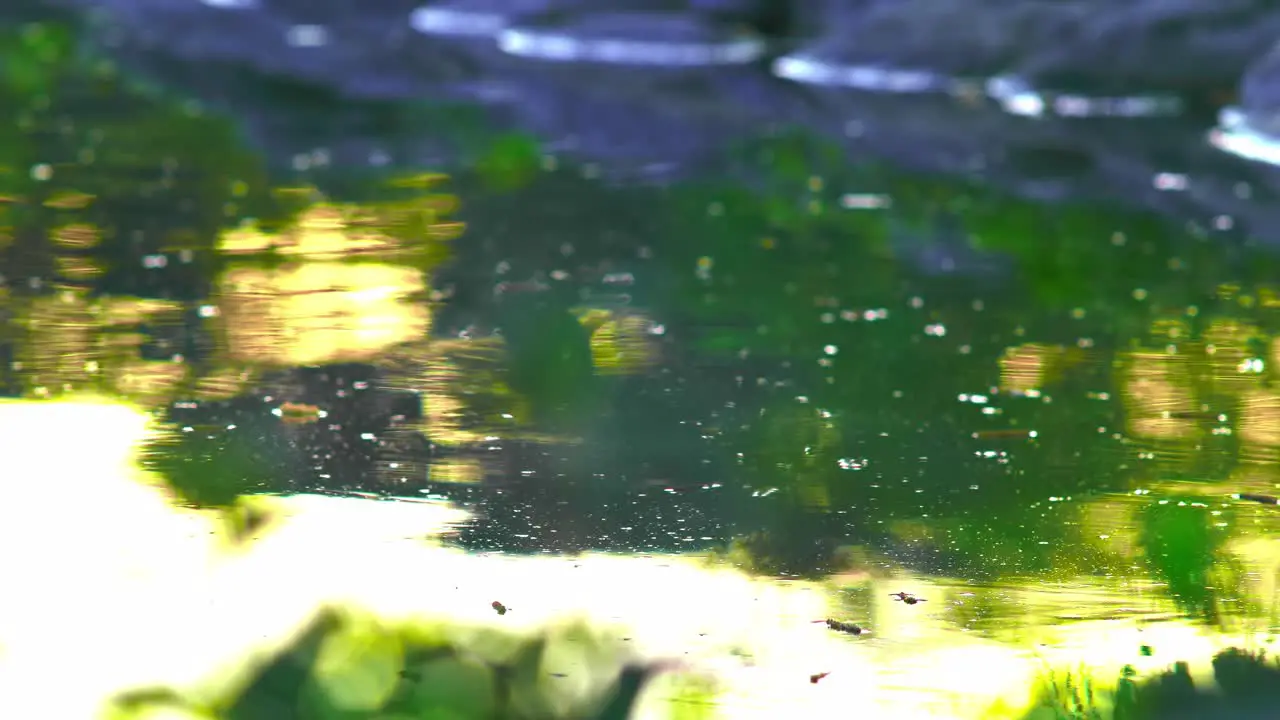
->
[[776, 0, 1280, 111], [776, 0, 1085, 88], [410, 0, 570, 37], [409, 0, 778, 39], [1014, 3, 1280, 103], [1240, 42, 1280, 138], [498, 11, 767, 66]]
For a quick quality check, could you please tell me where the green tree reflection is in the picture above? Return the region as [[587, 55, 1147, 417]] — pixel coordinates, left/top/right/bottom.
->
[[1138, 498, 1242, 621]]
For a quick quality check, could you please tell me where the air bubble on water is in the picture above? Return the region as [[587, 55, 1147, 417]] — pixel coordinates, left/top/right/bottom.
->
[[1152, 172, 1187, 191], [286, 24, 329, 48]]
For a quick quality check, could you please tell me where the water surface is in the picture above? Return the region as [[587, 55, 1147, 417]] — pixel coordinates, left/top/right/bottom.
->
[[4, 9, 1280, 720]]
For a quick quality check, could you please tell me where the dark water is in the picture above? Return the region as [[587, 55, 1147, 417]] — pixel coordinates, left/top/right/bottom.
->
[[5, 6, 1280, 720]]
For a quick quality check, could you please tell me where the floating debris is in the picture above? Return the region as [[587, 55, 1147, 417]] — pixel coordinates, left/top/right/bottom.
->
[[1163, 411, 1226, 421], [276, 402, 323, 424], [890, 591, 927, 605], [971, 428, 1038, 440]]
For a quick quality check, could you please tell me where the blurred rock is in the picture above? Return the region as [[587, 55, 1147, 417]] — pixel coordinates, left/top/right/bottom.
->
[[53, 0, 1280, 107], [778, 0, 1085, 86], [1240, 40, 1280, 136], [33, 0, 1280, 246], [87, 20, 1280, 247], [780, 0, 1280, 106]]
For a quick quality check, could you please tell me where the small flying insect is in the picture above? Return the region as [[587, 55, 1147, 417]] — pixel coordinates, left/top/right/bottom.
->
[[492, 600, 511, 615], [813, 618, 865, 635], [810, 671, 831, 684], [890, 591, 926, 605]]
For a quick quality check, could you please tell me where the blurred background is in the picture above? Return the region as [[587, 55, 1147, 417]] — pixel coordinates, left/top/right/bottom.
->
[[6, 1, 1280, 718]]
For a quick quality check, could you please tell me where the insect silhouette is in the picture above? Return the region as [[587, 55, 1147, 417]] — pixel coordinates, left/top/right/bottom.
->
[[813, 618, 865, 635], [889, 591, 926, 605], [1236, 492, 1279, 506], [810, 671, 831, 684], [492, 600, 511, 615]]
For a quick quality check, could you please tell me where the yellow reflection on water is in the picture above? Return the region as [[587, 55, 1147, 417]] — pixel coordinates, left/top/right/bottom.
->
[[209, 181, 462, 370], [996, 343, 1086, 395], [1202, 317, 1262, 392], [375, 335, 540, 485], [1226, 460, 1280, 498], [1118, 311, 1278, 466], [50, 218, 105, 282], [43, 190, 96, 211], [52, 254, 103, 282], [578, 308, 661, 376], [220, 205, 403, 259], [381, 336, 529, 451], [219, 184, 463, 261], [111, 358, 190, 407], [11, 292, 189, 405], [215, 262, 429, 367], [1119, 349, 1198, 440], [998, 343, 1052, 394], [1239, 389, 1280, 450], [1227, 534, 1280, 624], [421, 456, 486, 484], [186, 365, 254, 401], [421, 338, 510, 445], [50, 222, 100, 249]]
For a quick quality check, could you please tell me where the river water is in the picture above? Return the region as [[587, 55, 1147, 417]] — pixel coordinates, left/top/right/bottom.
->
[[4, 5, 1280, 720]]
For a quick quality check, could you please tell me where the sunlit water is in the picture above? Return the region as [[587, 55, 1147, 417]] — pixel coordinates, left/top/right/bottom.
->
[[6, 9, 1280, 720], [2, 401, 1279, 718]]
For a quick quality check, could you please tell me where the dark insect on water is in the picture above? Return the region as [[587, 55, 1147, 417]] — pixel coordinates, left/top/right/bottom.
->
[[813, 618, 865, 635], [492, 600, 510, 615], [810, 671, 831, 684], [890, 591, 926, 605], [1235, 492, 1279, 506]]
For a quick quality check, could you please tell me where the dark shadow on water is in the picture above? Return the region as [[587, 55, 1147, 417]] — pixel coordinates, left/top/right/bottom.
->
[[107, 607, 677, 720], [1026, 647, 1280, 720]]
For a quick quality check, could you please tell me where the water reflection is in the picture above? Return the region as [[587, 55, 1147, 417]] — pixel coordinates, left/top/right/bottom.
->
[[216, 261, 430, 367], [12, 292, 192, 405], [11, 11, 1280, 719]]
